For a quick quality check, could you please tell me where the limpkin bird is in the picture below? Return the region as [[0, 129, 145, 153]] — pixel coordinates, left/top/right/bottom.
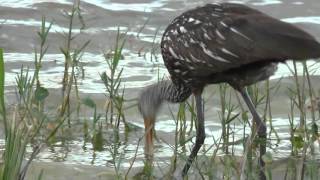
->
[[138, 2, 320, 179]]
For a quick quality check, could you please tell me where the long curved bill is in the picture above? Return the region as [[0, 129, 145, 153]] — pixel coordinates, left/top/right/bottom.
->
[[144, 117, 154, 162]]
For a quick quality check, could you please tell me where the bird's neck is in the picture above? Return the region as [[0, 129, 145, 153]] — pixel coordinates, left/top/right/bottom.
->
[[138, 80, 192, 120], [159, 80, 192, 103]]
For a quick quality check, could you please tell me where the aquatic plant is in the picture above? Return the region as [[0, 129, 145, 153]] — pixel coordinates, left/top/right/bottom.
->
[[100, 28, 127, 129], [58, 0, 89, 126], [0, 19, 48, 179], [0, 16, 53, 180]]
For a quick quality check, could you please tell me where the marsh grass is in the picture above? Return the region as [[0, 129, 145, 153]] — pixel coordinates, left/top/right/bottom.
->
[[0, 2, 91, 179], [99, 30, 131, 175], [82, 97, 103, 151], [290, 61, 319, 180], [101, 28, 127, 129], [0, 49, 6, 135], [0, 16, 53, 180], [0, 18, 50, 179], [168, 101, 196, 175], [59, 0, 89, 126]]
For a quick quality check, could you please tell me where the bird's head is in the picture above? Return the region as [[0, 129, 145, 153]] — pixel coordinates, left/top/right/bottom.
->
[[138, 80, 192, 156], [138, 83, 164, 122], [138, 80, 192, 123], [138, 81, 167, 158]]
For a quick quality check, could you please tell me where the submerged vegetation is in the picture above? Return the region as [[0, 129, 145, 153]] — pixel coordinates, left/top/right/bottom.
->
[[0, 1, 320, 180]]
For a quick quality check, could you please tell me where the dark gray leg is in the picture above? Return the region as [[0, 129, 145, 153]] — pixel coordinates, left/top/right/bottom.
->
[[239, 87, 266, 180], [182, 91, 206, 177]]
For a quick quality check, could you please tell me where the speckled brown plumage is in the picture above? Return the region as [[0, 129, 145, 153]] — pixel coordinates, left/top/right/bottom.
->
[[161, 3, 320, 89]]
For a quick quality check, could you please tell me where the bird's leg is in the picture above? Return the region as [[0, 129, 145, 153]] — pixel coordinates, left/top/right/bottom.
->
[[239, 87, 266, 180], [182, 89, 205, 177]]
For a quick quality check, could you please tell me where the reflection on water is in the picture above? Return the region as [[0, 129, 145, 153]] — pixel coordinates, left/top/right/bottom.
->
[[4, 52, 166, 92], [0, 0, 168, 12], [0, 0, 71, 8], [4, 52, 320, 93], [283, 16, 320, 24], [0, 116, 318, 168], [1, 0, 320, 93], [81, 0, 169, 12], [251, 0, 282, 6]]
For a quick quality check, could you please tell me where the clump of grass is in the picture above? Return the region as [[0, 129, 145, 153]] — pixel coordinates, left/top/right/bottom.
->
[[100, 28, 127, 130], [283, 60, 320, 180], [0, 49, 28, 180], [0, 49, 6, 134], [218, 84, 240, 155], [218, 84, 240, 178], [0, 2, 90, 177], [58, 1, 90, 126], [0, 20, 50, 178], [167, 101, 192, 176], [82, 97, 104, 151], [99, 28, 140, 179], [0, 16, 53, 179], [263, 79, 281, 145]]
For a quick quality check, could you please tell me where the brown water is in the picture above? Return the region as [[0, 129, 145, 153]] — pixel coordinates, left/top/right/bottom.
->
[[1, 0, 320, 179]]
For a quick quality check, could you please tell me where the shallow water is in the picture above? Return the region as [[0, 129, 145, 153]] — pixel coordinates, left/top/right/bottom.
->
[[2, 0, 320, 93], [1, 0, 320, 179]]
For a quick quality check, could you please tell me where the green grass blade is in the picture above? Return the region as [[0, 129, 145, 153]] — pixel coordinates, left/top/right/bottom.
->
[[0, 48, 7, 136]]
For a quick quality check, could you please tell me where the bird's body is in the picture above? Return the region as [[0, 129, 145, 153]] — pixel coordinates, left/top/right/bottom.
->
[[138, 3, 320, 179], [161, 3, 320, 90]]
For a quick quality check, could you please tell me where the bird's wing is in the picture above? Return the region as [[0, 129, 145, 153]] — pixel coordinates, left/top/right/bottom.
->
[[162, 3, 320, 76], [219, 8, 320, 62]]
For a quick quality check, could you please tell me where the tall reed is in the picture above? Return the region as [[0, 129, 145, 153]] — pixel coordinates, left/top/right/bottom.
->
[[59, 1, 89, 126], [100, 28, 127, 129], [0, 16, 53, 179]]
